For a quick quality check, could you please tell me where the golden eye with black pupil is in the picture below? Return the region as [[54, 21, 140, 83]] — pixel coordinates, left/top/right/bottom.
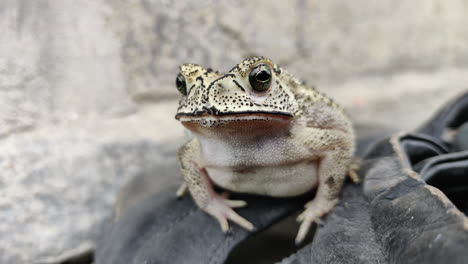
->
[[175, 73, 187, 95], [249, 64, 272, 92]]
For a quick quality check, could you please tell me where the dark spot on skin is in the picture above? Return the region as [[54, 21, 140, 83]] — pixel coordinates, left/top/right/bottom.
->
[[232, 80, 246, 92], [229, 64, 241, 73], [325, 177, 335, 189], [274, 66, 282, 75], [189, 69, 199, 75]]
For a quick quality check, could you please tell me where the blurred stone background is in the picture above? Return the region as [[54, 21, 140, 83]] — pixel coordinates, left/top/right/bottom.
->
[[0, 0, 467, 263]]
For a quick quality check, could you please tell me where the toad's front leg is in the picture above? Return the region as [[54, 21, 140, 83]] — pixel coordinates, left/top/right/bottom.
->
[[178, 139, 254, 232], [294, 129, 354, 245]]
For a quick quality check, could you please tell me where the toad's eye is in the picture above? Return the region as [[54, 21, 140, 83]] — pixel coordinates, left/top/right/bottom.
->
[[175, 73, 187, 95], [249, 64, 272, 92]]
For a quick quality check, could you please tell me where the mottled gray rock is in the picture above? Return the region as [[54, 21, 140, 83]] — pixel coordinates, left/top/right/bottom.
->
[[113, 0, 468, 98], [2, 0, 468, 139], [0, 57, 52, 137], [0, 136, 178, 264], [0, 0, 136, 136]]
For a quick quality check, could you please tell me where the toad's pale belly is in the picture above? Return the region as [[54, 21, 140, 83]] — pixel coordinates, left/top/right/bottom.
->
[[207, 161, 318, 197]]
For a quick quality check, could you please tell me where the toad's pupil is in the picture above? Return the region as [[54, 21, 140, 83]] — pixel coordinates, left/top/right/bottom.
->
[[176, 75, 184, 88], [256, 70, 271, 82], [249, 64, 272, 92], [176, 74, 187, 95]]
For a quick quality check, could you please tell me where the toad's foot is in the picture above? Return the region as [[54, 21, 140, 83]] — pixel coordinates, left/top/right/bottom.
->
[[176, 183, 188, 197], [203, 193, 254, 232], [295, 199, 338, 245], [348, 159, 361, 183]]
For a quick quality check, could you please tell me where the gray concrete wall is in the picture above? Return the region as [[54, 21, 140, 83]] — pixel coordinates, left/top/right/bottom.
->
[[0, 0, 467, 263]]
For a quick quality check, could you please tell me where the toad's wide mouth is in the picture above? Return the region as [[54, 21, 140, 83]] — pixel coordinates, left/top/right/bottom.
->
[[175, 111, 293, 122]]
